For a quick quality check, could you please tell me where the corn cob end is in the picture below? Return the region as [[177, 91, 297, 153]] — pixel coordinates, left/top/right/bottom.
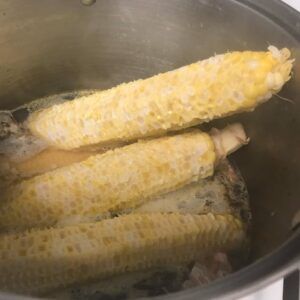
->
[[211, 123, 248, 160], [266, 46, 293, 95]]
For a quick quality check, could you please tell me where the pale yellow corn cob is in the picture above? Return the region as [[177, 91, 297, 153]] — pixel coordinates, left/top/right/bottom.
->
[[0, 213, 245, 295], [0, 124, 246, 232], [0, 130, 214, 231], [134, 160, 249, 220], [27, 46, 292, 150], [1, 148, 98, 179]]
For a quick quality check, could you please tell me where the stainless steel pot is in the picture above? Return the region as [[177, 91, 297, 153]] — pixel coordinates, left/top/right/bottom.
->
[[0, 0, 299, 299]]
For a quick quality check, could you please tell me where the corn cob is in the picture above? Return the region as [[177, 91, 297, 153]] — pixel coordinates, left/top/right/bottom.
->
[[27, 46, 292, 150], [0, 213, 245, 295], [0, 148, 99, 190], [0, 129, 215, 231], [134, 160, 250, 224], [62, 157, 250, 227], [0, 124, 247, 232], [2, 148, 98, 179]]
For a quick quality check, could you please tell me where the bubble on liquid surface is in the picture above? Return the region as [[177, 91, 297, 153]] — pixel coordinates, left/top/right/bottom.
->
[[80, 0, 96, 6]]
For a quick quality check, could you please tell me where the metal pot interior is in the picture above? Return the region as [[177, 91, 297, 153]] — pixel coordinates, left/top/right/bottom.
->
[[0, 0, 299, 297]]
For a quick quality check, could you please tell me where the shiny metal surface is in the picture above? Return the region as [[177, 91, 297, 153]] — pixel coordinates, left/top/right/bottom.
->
[[0, 0, 299, 299]]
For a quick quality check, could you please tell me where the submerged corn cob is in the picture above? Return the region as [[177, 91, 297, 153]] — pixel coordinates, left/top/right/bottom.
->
[[0, 124, 247, 232], [2, 148, 98, 179], [0, 213, 245, 295], [135, 160, 250, 224], [27, 46, 292, 150]]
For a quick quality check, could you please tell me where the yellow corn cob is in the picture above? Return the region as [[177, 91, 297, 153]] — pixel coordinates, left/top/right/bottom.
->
[[0, 124, 246, 232], [0, 213, 245, 295], [0, 130, 214, 231], [2, 148, 98, 179], [27, 46, 292, 150]]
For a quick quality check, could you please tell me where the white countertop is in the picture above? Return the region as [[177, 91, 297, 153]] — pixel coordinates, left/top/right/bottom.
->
[[282, 0, 300, 12]]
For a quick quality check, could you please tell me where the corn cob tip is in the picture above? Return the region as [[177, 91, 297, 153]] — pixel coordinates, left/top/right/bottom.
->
[[268, 46, 291, 62], [267, 46, 293, 93]]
